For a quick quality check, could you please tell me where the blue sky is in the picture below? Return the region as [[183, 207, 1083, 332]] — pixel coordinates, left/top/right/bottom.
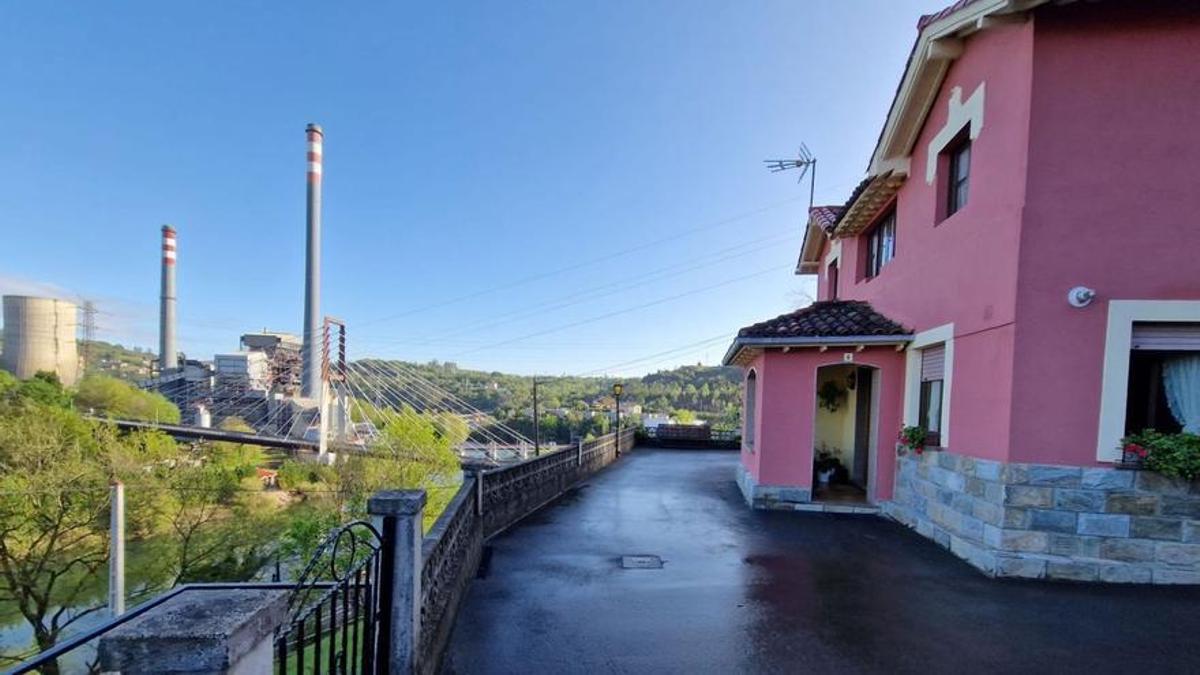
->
[[0, 1, 948, 376]]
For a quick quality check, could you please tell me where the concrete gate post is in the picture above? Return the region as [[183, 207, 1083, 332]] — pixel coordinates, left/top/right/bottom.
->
[[368, 489, 427, 675]]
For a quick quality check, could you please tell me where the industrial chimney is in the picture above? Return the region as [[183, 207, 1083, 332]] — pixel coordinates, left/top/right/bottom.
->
[[301, 124, 323, 398], [159, 225, 178, 371]]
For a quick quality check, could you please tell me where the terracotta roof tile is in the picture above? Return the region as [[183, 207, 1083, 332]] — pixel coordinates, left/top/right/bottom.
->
[[736, 300, 910, 339], [808, 205, 844, 233], [918, 0, 984, 30]]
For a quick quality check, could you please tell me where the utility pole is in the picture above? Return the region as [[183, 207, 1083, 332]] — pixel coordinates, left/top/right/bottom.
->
[[109, 480, 125, 616], [532, 379, 540, 456], [612, 382, 624, 456]]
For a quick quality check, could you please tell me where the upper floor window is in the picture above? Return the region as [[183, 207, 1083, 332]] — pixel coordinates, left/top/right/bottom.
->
[[946, 136, 971, 217], [865, 209, 896, 278], [826, 261, 839, 300]]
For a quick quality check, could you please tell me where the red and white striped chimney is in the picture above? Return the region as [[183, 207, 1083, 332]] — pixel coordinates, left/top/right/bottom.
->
[[159, 225, 178, 370]]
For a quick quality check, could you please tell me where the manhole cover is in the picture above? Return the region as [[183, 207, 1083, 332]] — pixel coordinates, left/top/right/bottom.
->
[[620, 554, 663, 569]]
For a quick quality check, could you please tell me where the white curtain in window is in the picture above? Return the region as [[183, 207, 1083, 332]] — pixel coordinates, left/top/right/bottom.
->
[[1163, 354, 1200, 434]]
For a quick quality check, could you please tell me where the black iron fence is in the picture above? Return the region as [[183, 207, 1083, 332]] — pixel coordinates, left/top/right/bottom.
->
[[7, 583, 306, 675], [274, 521, 386, 675]]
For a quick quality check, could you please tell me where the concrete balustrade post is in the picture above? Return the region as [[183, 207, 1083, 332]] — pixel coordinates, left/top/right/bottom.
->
[[368, 489, 427, 675], [470, 469, 485, 516], [98, 588, 289, 674], [577, 437, 584, 467]]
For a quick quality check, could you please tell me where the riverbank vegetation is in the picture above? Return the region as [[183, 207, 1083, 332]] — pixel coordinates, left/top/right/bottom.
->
[[0, 370, 459, 668]]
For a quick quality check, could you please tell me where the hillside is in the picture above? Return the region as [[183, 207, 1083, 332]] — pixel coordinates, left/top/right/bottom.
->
[[0, 337, 153, 382], [364, 360, 744, 429]]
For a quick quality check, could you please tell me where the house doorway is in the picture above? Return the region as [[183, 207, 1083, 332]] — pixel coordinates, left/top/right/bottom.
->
[[813, 364, 877, 504]]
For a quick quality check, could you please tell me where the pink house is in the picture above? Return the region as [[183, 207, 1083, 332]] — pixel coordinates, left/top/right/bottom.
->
[[725, 0, 1200, 583]]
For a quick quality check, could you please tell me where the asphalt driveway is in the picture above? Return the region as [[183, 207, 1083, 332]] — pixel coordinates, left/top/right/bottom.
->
[[445, 448, 1200, 674]]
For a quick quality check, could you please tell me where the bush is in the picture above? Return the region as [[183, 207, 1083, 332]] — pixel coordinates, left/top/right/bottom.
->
[[1122, 430, 1200, 481], [74, 374, 181, 423], [276, 459, 337, 491]]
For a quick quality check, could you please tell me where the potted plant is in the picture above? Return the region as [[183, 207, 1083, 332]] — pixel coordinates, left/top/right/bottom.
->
[[1118, 430, 1200, 480], [813, 449, 847, 486], [897, 425, 928, 455], [817, 381, 846, 413]]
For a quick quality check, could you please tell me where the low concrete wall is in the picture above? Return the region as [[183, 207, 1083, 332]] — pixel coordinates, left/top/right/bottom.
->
[[884, 450, 1200, 583], [482, 429, 632, 538]]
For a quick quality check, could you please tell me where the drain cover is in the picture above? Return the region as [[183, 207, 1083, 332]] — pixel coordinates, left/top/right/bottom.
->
[[620, 554, 663, 569]]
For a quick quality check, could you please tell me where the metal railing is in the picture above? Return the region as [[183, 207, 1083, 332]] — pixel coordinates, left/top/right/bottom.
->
[[8, 429, 637, 675], [275, 521, 386, 675], [639, 425, 740, 448], [7, 583, 314, 675]]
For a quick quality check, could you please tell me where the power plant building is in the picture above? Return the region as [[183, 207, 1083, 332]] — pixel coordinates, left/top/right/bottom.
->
[[1, 295, 79, 386]]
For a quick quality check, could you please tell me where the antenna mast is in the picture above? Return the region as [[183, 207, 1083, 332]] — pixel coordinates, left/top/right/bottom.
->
[[764, 143, 817, 209]]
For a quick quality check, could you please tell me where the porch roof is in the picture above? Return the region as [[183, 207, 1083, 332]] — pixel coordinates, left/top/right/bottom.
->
[[723, 300, 912, 366]]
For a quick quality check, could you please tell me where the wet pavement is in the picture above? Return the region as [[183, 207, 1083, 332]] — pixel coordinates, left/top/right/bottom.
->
[[445, 449, 1200, 674]]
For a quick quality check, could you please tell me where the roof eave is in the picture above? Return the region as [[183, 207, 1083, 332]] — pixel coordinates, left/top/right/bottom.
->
[[867, 0, 1046, 175], [796, 221, 828, 275], [831, 172, 906, 237], [722, 334, 914, 367]]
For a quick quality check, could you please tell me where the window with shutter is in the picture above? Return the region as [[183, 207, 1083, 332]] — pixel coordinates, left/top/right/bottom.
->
[[1125, 323, 1200, 436], [919, 344, 945, 445]]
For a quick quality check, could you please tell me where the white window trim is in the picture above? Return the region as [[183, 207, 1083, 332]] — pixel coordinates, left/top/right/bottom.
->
[[1095, 300, 1200, 461], [903, 323, 954, 447], [823, 239, 842, 268], [743, 368, 758, 452], [823, 240, 842, 299], [925, 82, 985, 185]]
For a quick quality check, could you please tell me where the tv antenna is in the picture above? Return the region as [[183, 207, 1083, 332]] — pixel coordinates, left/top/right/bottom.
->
[[764, 143, 817, 209]]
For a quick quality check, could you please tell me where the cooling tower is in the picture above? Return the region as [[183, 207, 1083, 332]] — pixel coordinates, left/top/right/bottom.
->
[[1, 295, 79, 386]]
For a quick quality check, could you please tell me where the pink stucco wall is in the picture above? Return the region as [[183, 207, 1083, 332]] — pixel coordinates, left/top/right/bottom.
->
[[825, 21, 1035, 462], [749, 1, 1200, 497], [741, 353, 765, 481], [1009, 1, 1200, 464], [750, 348, 905, 502]]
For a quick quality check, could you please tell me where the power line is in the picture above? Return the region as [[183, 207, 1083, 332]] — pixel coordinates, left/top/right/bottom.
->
[[355, 230, 796, 350], [357, 195, 805, 327], [442, 263, 791, 359]]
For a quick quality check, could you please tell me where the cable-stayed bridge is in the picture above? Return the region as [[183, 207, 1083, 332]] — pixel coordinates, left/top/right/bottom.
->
[[115, 319, 542, 465]]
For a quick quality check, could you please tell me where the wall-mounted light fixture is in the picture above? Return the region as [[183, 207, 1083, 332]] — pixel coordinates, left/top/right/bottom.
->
[[1068, 286, 1096, 308]]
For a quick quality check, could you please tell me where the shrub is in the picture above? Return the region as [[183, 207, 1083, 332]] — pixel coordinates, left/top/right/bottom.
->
[[898, 425, 928, 455], [74, 374, 181, 423], [1121, 430, 1200, 481]]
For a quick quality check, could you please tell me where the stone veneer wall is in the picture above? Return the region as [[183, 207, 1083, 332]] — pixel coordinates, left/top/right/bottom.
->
[[737, 462, 810, 508], [883, 450, 1200, 584]]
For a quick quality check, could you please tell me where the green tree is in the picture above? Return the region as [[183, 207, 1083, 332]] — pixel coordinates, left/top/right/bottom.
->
[[74, 374, 181, 423], [15, 371, 72, 409], [0, 377, 173, 671], [674, 409, 697, 424]]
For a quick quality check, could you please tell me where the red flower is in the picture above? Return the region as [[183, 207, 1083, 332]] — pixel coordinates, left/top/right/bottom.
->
[[1124, 443, 1148, 458]]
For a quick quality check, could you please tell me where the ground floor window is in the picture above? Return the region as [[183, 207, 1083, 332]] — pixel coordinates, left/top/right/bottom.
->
[[1126, 349, 1200, 435], [918, 344, 945, 446], [744, 369, 757, 449]]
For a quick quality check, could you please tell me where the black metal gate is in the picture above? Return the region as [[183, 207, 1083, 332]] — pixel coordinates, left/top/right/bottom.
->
[[275, 521, 388, 674]]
